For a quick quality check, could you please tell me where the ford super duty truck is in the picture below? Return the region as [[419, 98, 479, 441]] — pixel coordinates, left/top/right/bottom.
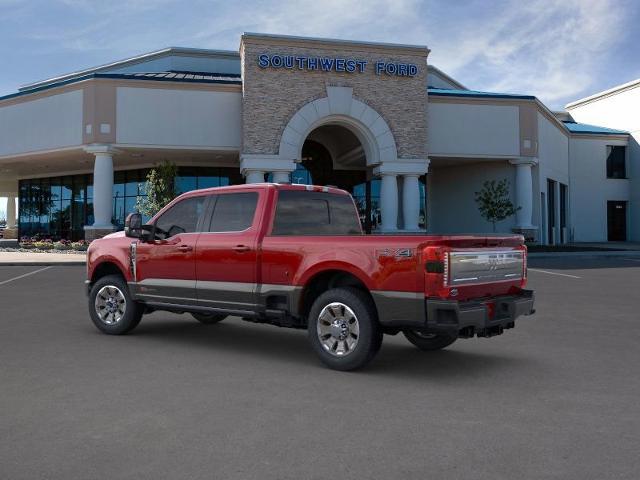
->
[[86, 183, 535, 370]]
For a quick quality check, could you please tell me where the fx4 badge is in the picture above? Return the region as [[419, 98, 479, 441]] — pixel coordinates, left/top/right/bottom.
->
[[377, 248, 414, 259]]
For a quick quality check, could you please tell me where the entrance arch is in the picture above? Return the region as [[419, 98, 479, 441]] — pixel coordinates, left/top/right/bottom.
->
[[278, 86, 398, 166], [278, 86, 405, 232]]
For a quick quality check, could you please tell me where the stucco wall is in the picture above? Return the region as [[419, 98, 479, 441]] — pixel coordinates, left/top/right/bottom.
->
[[241, 37, 428, 159], [116, 87, 242, 148], [429, 161, 517, 234], [569, 136, 630, 242], [567, 86, 639, 241], [427, 102, 520, 157], [0, 90, 83, 156]]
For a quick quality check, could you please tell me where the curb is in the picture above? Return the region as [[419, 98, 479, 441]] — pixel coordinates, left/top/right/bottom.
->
[[529, 251, 640, 259]]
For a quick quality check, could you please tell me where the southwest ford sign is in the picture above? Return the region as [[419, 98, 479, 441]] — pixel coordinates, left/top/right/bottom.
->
[[257, 54, 418, 77]]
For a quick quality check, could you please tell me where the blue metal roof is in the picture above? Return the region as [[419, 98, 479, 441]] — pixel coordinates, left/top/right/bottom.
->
[[428, 87, 536, 100], [0, 71, 242, 102], [562, 121, 628, 135]]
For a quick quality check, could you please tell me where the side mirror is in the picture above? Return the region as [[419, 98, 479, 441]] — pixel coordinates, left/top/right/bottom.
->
[[125, 213, 143, 238]]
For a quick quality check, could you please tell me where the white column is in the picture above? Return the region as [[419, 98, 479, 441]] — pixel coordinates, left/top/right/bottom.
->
[[6, 195, 16, 229], [510, 158, 537, 229], [272, 171, 290, 184], [402, 174, 421, 231], [85, 145, 116, 230], [379, 173, 398, 232], [245, 170, 265, 184]]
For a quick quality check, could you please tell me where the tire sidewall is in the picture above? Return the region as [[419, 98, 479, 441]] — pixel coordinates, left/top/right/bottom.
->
[[191, 312, 227, 324], [308, 287, 381, 371], [89, 274, 142, 335], [403, 330, 457, 351]]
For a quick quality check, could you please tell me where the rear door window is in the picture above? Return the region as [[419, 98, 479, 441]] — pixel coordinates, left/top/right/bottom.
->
[[271, 190, 361, 235], [208, 192, 258, 232]]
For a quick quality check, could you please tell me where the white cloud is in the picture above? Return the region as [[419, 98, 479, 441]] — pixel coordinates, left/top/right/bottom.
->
[[4, 0, 635, 109], [424, 0, 630, 107]]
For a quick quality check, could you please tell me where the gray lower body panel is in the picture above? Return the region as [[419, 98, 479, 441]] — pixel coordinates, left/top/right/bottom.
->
[[371, 290, 426, 327]]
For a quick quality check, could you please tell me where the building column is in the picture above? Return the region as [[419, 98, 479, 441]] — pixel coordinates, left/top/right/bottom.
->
[[272, 171, 291, 184], [402, 174, 421, 231], [6, 195, 16, 229], [84, 145, 117, 240], [2, 194, 18, 240], [379, 173, 399, 232], [509, 158, 538, 230], [240, 154, 295, 185], [244, 170, 265, 183], [375, 159, 429, 233]]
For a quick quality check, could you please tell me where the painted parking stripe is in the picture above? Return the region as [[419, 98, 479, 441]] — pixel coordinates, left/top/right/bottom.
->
[[0, 266, 52, 286], [528, 268, 581, 279]]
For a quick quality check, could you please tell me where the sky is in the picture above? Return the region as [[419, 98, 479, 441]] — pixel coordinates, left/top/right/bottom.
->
[[0, 0, 639, 216]]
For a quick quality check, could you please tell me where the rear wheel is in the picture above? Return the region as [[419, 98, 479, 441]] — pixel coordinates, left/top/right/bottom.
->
[[403, 330, 457, 351], [89, 274, 143, 335], [191, 312, 227, 324], [308, 287, 382, 371]]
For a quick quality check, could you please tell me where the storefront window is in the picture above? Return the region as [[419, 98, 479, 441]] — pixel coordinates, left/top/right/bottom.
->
[[18, 166, 243, 240]]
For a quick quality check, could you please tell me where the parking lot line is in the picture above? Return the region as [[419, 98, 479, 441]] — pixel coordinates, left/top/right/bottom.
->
[[528, 268, 581, 279], [0, 266, 52, 286]]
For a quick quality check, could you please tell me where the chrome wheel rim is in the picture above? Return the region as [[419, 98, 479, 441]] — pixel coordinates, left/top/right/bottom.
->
[[95, 285, 127, 325], [317, 302, 359, 357]]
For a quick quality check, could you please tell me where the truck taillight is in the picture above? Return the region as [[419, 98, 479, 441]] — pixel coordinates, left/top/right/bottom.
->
[[424, 246, 451, 298], [520, 244, 528, 288]]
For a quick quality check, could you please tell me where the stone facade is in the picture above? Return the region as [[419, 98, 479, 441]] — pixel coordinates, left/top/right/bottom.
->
[[240, 34, 429, 161]]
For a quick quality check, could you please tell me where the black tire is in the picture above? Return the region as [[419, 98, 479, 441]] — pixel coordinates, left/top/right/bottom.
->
[[88, 274, 143, 335], [403, 330, 457, 351], [308, 287, 383, 371], [191, 312, 227, 324]]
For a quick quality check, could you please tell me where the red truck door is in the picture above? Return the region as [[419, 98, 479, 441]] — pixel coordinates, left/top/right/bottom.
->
[[134, 195, 207, 305], [195, 190, 262, 313]]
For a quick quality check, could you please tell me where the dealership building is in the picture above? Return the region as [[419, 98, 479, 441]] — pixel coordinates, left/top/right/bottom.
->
[[0, 33, 636, 243]]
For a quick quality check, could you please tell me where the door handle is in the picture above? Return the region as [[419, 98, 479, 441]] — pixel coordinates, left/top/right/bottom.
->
[[177, 245, 193, 252], [232, 245, 251, 253]]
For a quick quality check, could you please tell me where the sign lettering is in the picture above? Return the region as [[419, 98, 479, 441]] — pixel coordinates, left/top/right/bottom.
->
[[258, 54, 418, 77]]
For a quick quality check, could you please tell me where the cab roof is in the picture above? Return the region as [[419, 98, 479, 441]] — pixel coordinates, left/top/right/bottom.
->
[[180, 182, 351, 197]]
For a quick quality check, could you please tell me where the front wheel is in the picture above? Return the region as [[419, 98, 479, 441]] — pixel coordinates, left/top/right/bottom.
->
[[308, 287, 382, 371], [89, 274, 143, 335], [403, 330, 457, 351]]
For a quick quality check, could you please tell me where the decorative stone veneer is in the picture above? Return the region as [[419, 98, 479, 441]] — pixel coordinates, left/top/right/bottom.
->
[[240, 34, 429, 161]]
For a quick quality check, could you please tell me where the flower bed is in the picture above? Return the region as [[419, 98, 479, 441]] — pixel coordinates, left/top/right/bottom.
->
[[2, 236, 91, 254]]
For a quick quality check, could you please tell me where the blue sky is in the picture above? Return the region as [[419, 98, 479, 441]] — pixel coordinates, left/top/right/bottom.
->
[[0, 0, 639, 109], [1, 0, 639, 216]]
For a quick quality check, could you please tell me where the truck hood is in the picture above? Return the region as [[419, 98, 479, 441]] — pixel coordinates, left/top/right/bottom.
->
[[102, 231, 126, 239]]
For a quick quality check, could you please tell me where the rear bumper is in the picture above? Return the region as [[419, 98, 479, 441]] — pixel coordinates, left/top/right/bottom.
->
[[424, 289, 535, 337]]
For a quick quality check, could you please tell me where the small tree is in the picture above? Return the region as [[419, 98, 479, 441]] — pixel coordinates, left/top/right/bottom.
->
[[136, 160, 178, 217], [474, 179, 520, 232]]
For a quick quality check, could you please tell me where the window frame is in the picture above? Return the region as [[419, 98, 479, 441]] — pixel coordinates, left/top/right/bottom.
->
[[203, 191, 260, 234], [152, 194, 209, 239], [269, 189, 363, 236], [606, 145, 627, 179]]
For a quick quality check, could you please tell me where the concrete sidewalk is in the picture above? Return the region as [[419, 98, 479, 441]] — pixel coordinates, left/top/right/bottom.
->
[[0, 251, 86, 266]]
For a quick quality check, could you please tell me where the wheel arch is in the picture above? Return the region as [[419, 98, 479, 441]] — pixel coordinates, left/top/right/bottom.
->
[[297, 267, 377, 322], [90, 260, 127, 283]]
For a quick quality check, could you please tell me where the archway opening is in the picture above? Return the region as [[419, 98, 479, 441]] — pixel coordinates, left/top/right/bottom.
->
[[296, 124, 382, 233]]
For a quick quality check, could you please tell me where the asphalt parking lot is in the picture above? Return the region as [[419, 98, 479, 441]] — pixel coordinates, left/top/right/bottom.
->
[[1, 258, 639, 479]]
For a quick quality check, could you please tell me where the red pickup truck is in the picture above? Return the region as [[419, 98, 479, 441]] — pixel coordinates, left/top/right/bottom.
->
[[86, 183, 534, 370]]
